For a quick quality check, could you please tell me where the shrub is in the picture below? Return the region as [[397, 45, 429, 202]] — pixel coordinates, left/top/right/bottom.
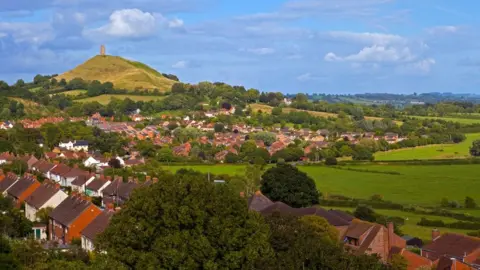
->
[[325, 157, 337, 166]]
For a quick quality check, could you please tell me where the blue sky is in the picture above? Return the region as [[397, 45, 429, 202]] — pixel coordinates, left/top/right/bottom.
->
[[0, 0, 479, 94]]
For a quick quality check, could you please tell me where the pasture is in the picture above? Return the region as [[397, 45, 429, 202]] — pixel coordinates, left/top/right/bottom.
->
[[375, 133, 480, 160], [163, 164, 480, 207], [75, 94, 165, 105], [411, 115, 480, 125]]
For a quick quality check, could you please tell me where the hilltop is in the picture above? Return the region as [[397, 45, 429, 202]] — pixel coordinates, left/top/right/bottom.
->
[[56, 55, 177, 92]]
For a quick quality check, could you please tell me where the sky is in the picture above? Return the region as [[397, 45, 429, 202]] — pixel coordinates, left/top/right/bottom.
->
[[0, 0, 479, 94]]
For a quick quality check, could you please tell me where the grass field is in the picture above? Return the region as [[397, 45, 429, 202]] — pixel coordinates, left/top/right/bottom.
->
[[75, 94, 165, 105], [8, 97, 59, 116], [56, 55, 175, 91], [58, 90, 87, 96], [163, 164, 480, 207], [250, 104, 402, 124], [327, 206, 472, 241], [411, 115, 480, 125], [375, 133, 480, 160]]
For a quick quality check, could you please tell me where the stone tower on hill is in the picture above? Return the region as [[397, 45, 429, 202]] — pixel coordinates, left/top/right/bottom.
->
[[100, 45, 106, 56]]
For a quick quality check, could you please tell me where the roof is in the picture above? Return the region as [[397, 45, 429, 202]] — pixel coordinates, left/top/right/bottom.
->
[[398, 249, 432, 270], [102, 180, 138, 202], [7, 176, 38, 198], [258, 201, 351, 227], [328, 209, 355, 222], [33, 160, 56, 173], [50, 163, 71, 177], [86, 178, 109, 192], [247, 192, 273, 212], [71, 175, 90, 187], [64, 168, 89, 179], [74, 140, 89, 146], [0, 173, 18, 192], [49, 196, 94, 226], [81, 211, 113, 241], [25, 183, 60, 209], [436, 256, 475, 270], [422, 233, 480, 261], [344, 220, 374, 239]]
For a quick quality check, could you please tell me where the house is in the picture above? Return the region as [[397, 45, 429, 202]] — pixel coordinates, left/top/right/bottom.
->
[[80, 210, 113, 252], [102, 178, 138, 206], [421, 232, 480, 265], [85, 177, 111, 197], [59, 140, 89, 152], [24, 181, 68, 222], [0, 152, 14, 165], [124, 158, 145, 167], [269, 141, 286, 155], [83, 156, 109, 168], [49, 195, 102, 244], [32, 224, 48, 241], [0, 172, 19, 196], [0, 121, 13, 130], [390, 247, 433, 270], [341, 219, 406, 262], [63, 168, 92, 187], [6, 175, 41, 208], [435, 255, 477, 270], [384, 133, 399, 144], [173, 143, 191, 157], [49, 163, 72, 185], [215, 150, 230, 162], [31, 160, 57, 178], [19, 155, 39, 170], [71, 175, 96, 193]]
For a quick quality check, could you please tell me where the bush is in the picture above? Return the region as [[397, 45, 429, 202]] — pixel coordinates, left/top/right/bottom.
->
[[465, 196, 477, 209], [325, 157, 337, 166]]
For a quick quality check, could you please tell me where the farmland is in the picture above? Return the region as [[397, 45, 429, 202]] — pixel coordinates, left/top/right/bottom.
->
[[375, 133, 480, 160], [410, 115, 480, 125], [163, 164, 480, 207], [250, 104, 403, 124], [75, 94, 165, 105]]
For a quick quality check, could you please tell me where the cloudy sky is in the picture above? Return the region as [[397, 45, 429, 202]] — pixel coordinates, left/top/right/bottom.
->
[[0, 0, 479, 94]]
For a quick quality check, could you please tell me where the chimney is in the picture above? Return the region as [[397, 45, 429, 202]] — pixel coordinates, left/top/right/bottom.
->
[[128, 177, 133, 183], [106, 203, 114, 211], [146, 176, 151, 182], [33, 175, 37, 180], [82, 195, 91, 202], [106, 176, 112, 181], [240, 192, 245, 198], [153, 177, 158, 184], [134, 177, 138, 184], [388, 222, 394, 250], [255, 190, 262, 195], [73, 164, 79, 169], [432, 229, 440, 242], [54, 183, 61, 190], [71, 191, 78, 197]]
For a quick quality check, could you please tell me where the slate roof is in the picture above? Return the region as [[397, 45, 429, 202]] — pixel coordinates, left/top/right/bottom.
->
[[74, 140, 89, 146], [50, 163, 71, 177], [81, 211, 113, 241], [328, 209, 355, 222], [86, 178, 109, 192], [422, 233, 480, 262], [49, 196, 93, 226], [33, 160, 56, 173], [7, 176, 37, 198], [64, 168, 89, 179], [25, 183, 60, 209], [71, 175, 90, 187], [0, 173, 18, 192], [247, 192, 273, 212]]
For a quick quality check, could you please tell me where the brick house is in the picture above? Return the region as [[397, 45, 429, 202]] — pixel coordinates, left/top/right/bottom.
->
[[80, 210, 113, 252], [6, 175, 41, 208], [24, 181, 68, 222], [421, 232, 480, 266], [49, 195, 101, 244]]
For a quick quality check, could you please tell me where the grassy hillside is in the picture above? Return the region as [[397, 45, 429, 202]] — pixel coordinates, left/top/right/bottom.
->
[[250, 104, 402, 124], [58, 90, 87, 96], [375, 133, 480, 160], [9, 97, 59, 116], [75, 94, 165, 105], [56, 55, 176, 92]]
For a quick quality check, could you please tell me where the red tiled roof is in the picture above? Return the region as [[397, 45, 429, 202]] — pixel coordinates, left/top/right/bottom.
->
[[422, 233, 480, 262]]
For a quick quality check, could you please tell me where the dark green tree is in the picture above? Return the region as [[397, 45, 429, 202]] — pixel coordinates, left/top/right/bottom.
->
[[470, 140, 480, 156], [353, 205, 377, 223], [97, 172, 273, 269], [465, 196, 477, 209], [260, 164, 320, 207]]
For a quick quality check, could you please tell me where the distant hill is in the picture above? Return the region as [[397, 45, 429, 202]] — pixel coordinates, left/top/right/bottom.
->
[[56, 55, 176, 92]]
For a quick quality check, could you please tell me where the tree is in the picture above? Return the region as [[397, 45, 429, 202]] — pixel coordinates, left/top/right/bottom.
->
[[441, 197, 449, 208], [390, 254, 408, 270], [271, 107, 282, 116], [97, 172, 273, 269], [325, 157, 337, 166], [242, 165, 263, 197], [225, 152, 239, 164], [352, 146, 374, 161], [465, 196, 477, 209], [261, 164, 320, 207], [353, 205, 377, 223], [470, 140, 480, 156], [214, 123, 224, 133]]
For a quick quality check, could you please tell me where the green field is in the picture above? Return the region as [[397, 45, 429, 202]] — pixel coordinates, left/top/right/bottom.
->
[[76, 94, 165, 105], [327, 207, 472, 242], [164, 164, 480, 207], [59, 90, 87, 96], [375, 133, 480, 160], [411, 115, 480, 125]]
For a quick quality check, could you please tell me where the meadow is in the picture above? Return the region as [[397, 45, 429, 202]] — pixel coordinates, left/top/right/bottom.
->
[[326, 206, 472, 242], [375, 133, 480, 160], [411, 115, 480, 125], [163, 164, 480, 207], [58, 90, 87, 96], [75, 94, 165, 105]]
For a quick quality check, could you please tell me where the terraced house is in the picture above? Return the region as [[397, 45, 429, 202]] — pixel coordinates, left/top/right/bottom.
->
[[24, 181, 68, 222], [6, 175, 41, 208]]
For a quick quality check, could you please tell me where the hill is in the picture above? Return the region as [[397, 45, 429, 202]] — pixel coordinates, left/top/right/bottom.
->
[[56, 55, 176, 92], [9, 97, 60, 116], [75, 94, 165, 105]]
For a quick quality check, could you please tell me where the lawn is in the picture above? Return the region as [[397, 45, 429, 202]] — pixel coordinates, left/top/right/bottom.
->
[[75, 94, 165, 105], [163, 164, 480, 207], [326, 206, 472, 242], [410, 115, 480, 125], [375, 133, 480, 160]]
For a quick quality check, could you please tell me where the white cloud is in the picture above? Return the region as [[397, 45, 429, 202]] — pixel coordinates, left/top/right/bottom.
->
[[97, 9, 156, 38], [172, 60, 188, 69], [168, 18, 184, 28], [326, 31, 406, 46], [325, 45, 415, 63], [397, 58, 436, 75], [427, 25, 459, 35], [242, 47, 275, 55], [296, 73, 313, 82]]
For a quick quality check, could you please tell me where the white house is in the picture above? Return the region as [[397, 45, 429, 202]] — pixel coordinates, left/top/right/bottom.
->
[[24, 182, 68, 222], [63, 168, 93, 188], [59, 140, 89, 152], [71, 175, 96, 193], [85, 178, 111, 197], [83, 156, 109, 168], [32, 224, 48, 241]]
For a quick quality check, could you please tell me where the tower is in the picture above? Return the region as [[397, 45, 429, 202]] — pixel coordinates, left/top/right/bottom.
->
[[100, 45, 106, 56]]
